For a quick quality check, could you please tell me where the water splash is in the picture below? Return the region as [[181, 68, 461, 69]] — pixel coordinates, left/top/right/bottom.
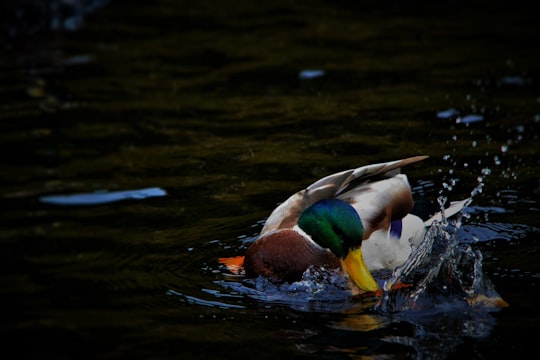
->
[[377, 220, 508, 313], [439, 154, 491, 211], [216, 266, 369, 312], [213, 218, 507, 314]]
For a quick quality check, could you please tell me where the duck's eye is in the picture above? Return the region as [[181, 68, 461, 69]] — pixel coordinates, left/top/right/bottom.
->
[[332, 224, 345, 239], [331, 224, 352, 250]]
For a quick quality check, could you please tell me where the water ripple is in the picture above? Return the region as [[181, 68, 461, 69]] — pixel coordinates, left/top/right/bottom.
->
[[458, 222, 536, 242]]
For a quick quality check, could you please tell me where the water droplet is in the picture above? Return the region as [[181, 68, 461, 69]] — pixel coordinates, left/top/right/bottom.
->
[[437, 195, 448, 209], [501, 144, 509, 153]]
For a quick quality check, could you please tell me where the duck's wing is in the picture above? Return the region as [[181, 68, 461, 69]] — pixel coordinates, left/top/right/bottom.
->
[[336, 155, 428, 196], [260, 156, 428, 236], [259, 169, 354, 235]]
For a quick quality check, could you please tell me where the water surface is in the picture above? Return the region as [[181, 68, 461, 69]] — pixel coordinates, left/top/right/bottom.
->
[[1, 1, 539, 359]]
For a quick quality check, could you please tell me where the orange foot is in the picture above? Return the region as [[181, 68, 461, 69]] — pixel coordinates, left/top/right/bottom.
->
[[373, 280, 413, 297]]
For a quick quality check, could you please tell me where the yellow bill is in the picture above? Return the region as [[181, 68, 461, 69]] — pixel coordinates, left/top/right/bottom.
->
[[340, 248, 379, 292]]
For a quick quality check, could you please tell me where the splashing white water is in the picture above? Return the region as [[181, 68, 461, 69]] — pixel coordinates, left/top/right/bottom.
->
[[377, 219, 507, 313]]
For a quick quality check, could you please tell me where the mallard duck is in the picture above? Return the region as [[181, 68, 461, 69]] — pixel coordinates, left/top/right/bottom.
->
[[220, 156, 468, 293]]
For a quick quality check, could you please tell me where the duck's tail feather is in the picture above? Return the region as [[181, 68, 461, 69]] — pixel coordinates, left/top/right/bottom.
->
[[424, 198, 471, 227], [219, 256, 245, 275]]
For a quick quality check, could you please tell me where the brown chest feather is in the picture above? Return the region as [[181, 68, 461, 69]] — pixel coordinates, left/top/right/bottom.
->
[[244, 230, 340, 283]]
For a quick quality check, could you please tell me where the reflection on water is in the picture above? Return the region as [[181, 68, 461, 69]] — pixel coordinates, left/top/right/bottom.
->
[[39, 186, 167, 205], [1, 1, 540, 359]]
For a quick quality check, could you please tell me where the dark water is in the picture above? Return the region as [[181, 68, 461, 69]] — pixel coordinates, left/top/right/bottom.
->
[[1, 1, 539, 359]]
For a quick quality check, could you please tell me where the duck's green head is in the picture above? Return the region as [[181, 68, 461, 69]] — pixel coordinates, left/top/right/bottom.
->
[[298, 198, 379, 292]]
